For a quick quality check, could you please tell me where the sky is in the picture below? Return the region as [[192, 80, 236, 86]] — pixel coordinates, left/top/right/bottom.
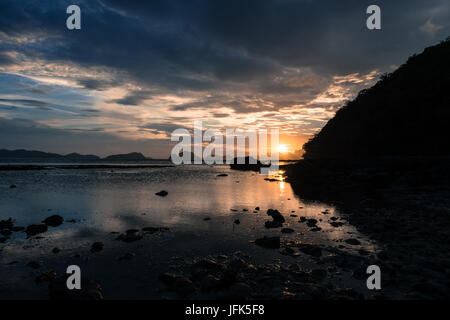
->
[[0, 0, 449, 158]]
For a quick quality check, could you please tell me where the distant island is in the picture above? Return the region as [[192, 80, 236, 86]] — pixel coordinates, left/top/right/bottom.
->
[[0, 149, 154, 162]]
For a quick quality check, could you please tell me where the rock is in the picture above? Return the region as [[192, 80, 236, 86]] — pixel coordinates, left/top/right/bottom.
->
[[330, 221, 344, 227], [118, 253, 136, 261], [203, 217, 211, 221], [281, 228, 295, 234], [192, 259, 223, 273], [0, 229, 12, 236], [155, 190, 168, 197], [27, 260, 42, 269], [90, 242, 104, 252], [312, 269, 327, 281], [290, 214, 298, 217], [35, 269, 57, 283], [142, 226, 169, 233], [266, 209, 285, 223], [229, 257, 248, 271], [200, 274, 222, 292], [358, 249, 369, 256], [310, 227, 322, 232], [0, 237, 6, 243], [229, 282, 252, 299], [279, 247, 296, 256], [116, 230, 142, 242], [49, 276, 103, 300], [234, 219, 240, 224], [243, 208, 248, 212], [330, 217, 338, 221], [217, 173, 228, 177], [9, 184, 17, 189], [352, 266, 367, 280], [52, 247, 61, 254], [43, 215, 64, 227], [298, 244, 322, 257], [255, 207, 260, 211], [306, 219, 318, 227], [158, 273, 195, 295], [265, 220, 283, 228], [299, 216, 307, 223], [0, 218, 14, 230], [25, 224, 48, 237], [255, 236, 280, 249], [345, 238, 361, 246]]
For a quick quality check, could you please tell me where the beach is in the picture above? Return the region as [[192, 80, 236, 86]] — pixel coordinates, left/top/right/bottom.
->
[[0, 164, 380, 299]]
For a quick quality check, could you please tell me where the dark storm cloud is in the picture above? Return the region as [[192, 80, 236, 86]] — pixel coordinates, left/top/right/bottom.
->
[[2, 0, 448, 92]]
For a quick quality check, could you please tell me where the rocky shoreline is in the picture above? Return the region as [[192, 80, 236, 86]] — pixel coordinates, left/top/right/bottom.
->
[[284, 157, 450, 299]]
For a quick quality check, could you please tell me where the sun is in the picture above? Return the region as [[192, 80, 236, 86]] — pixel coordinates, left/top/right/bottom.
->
[[277, 144, 290, 153]]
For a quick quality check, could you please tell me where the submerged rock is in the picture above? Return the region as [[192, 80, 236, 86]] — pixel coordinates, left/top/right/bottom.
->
[[234, 219, 240, 224], [345, 238, 361, 246], [9, 184, 16, 189], [203, 217, 211, 221], [155, 190, 168, 197], [312, 269, 327, 281], [52, 247, 61, 254], [306, 219, 318, 227], [25, 224, 48, 237], [43, 215, 64, 227], [267, 209, 285, 223], [116, 230, 142, 242], [265, 220, 283, 228], [200, 274, 222, 292], [90, 242, 104, 253], [118, 252, 136, 261], [35, 269, 57, 283], [330, 221, 344, 227], [158, 273, 195, 295], [298, 244, 322, 257], [27, 260, 42, 269], [281, 228, 295, 234], [255, 236, 280, 249], [142, 226, 170, 233], [217, 173, 228, 177]]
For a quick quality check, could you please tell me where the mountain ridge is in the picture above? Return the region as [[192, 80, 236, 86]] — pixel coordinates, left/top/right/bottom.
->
[[0, 149, 153, 162], [303, 37, 450, 159]]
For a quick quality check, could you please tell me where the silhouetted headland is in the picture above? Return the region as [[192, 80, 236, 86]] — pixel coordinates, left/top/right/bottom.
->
[[285, 38, 450, 299]]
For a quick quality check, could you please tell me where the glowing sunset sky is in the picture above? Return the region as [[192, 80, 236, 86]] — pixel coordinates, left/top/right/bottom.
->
[[0, 0, 449, 158]]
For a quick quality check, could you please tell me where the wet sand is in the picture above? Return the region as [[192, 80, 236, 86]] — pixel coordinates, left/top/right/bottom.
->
[[1, 165, 381, 299]]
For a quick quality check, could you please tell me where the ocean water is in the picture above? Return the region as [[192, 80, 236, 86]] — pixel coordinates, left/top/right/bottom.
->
[[0, 164, 377, 298]]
